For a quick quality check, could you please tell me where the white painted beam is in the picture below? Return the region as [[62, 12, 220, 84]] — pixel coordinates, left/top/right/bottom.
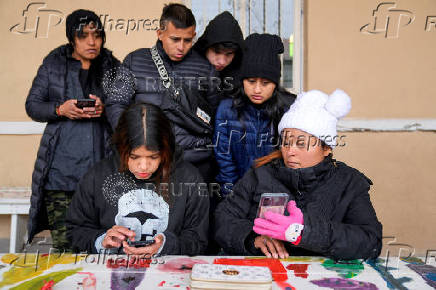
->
[[1, 119, 436, 135], [337, 119, 436, 132], [0, 122, 46, 135]]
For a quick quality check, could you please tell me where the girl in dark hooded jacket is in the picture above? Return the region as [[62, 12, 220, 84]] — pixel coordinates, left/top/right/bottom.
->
[[215, 89, 382, 261], [66, 104, 209, 255], [214, 33, 295, 196]]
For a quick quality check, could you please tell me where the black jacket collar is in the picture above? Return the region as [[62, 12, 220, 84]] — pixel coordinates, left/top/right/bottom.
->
[[273, 154, 336, 194]]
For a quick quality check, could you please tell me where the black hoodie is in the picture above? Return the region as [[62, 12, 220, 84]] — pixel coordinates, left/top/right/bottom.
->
[[194, 11, 244, 86], [66, 150, 210, 255]]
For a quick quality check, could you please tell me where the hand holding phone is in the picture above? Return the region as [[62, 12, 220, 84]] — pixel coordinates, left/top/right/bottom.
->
[[82, 95, 104, 118], [58, 99, 95, 120], [122, 234, 164, 256], [253, 200, 304, 244], [102, 225, 135, 249], [76, 99, 96, 109]]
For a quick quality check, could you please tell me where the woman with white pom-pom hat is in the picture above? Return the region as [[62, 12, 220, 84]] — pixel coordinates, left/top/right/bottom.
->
[[215, 89, 383, 260]]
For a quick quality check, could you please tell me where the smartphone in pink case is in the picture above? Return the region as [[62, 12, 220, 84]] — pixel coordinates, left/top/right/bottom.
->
[[256, 193, 289, 219]]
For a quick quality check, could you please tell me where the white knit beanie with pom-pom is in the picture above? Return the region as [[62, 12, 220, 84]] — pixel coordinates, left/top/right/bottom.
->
[[278, 89, 351, 148]]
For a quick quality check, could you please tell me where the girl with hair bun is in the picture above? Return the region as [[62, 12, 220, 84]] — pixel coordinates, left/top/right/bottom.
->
[[66, 103, 209, 256]]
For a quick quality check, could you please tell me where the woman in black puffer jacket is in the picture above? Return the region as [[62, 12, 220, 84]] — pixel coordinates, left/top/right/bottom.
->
[[25, 9, 119, 249], [215, 89, 382, 261]]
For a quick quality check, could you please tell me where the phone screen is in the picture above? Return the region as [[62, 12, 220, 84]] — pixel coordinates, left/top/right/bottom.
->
[[256, 193, 289, 219]]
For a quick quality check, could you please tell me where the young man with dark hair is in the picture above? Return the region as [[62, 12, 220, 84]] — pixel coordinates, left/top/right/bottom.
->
[[158, 3, 197, 61], [194, 11, 244, 88], [106, 3, 220, 183]]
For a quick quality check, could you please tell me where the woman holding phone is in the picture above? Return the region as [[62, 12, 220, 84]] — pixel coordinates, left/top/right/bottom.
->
[[26, 9, 119, 250], [66, 103, 209, 256], [215, 90, 382, 260]]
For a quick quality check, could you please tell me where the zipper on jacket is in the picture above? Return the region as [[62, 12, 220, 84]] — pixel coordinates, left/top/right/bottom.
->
[[256, 110, 261, 153], [296, 172, 303, 197]]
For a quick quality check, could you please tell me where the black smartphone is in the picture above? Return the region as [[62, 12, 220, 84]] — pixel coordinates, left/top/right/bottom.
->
[[127, 240, 156, 248], [76, 99, 96, 109]]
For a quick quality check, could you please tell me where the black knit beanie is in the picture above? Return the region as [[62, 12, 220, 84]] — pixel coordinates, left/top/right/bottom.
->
[[65, 9, 105, 46], [240, 33, 284, 84]]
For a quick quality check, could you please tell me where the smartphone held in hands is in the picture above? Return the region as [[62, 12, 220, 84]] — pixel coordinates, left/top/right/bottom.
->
[[127, 239, 156, 248], [256, 193, 289, 219], [76, 99, 96, 109]]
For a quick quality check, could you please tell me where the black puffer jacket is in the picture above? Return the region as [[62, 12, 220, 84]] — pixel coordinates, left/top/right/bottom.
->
[[106, 41, 220, 164], [25, 44, 119, 243], [66, 150, 210, 255], [215, 155, 383, 260], [194, 11, 244, 88]]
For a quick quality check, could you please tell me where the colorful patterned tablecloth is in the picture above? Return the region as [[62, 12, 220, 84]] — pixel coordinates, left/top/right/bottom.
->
[[0, 253, 434, 289]]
